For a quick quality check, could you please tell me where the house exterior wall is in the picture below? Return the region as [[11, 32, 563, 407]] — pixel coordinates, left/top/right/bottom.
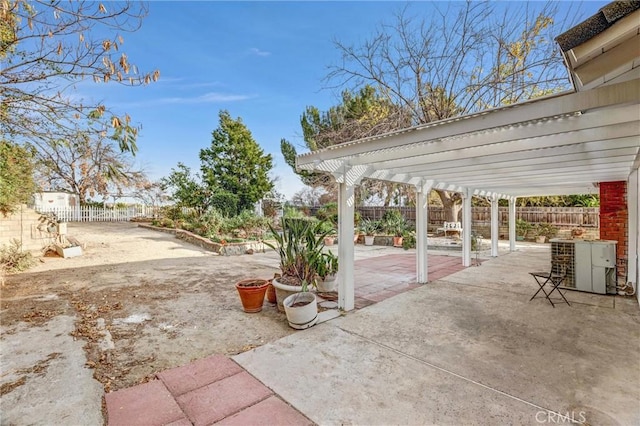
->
[[34, 192, 79, 208], [599, 181, 628, 281]]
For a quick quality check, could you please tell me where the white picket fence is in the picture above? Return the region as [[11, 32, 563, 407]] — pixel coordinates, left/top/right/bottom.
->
[[34, 205, 160, 222]]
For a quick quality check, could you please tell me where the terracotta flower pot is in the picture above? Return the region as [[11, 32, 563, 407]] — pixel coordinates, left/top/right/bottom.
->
[[266, 281, 277, 304], [393, 236, 403, 247], [235, 278, 269, 313]]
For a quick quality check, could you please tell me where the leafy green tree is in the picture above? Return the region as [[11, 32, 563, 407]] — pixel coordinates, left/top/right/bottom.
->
[[161, 163, 212, 216], [200, 111, 274, 212], [210, 191, 239, 217], [0, 140, 36, 215]]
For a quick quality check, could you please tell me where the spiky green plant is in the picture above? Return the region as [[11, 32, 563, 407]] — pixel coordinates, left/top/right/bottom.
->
[[264, 217, 331, 291]]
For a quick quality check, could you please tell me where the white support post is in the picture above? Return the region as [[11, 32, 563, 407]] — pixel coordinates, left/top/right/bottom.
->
[[462, 189, 472, 267], [627, 169, 638, 300], [338, 180, 356, 311], [415, 184, 430, 283], [509, 198, 517, 252], [491, 195, 499, 257]]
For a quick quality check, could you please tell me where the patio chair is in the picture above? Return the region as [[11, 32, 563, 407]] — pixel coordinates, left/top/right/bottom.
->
[[529, 257, 571, 307]]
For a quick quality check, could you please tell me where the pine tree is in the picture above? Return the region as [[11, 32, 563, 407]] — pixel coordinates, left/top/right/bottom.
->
[[200, 111, 274, 213]]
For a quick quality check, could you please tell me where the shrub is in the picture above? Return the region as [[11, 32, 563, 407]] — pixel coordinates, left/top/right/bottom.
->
[[354, 210, 362, 227], [283, 206, 306, 218], [316, 220, 335, 235], [359, 218, 380, 236], [381, 209, 403, 224], [211, 190, 239, 217], [516, 218, 533, 237], [1, 240, 35, 274], [534, 222, 557, 239], [0, 141, 36, 217], [199, 209, 225, 235], [402, 231, 416, 250], [381, 209, 407, 237], [221, 210, 271, 237], [160, 217, 175, 228], [315, 202, 338, 225], [162, 205, 186, 221]]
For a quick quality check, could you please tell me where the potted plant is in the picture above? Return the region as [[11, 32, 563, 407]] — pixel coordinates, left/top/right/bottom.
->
[[392, 220, 407, 247], [534, 222, 557, 243], [235, 278, 270, 313], [515, 218, 532, 241], [316, 220, 336, 246], [265, 273, 279, 304], [383, 216, 407, 247], [264, 217, 330, 329], [315, 250, 338, 292], [359, 219, 379, 246]]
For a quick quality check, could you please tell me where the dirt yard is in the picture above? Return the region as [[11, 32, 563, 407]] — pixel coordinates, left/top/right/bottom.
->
[[1, 222, 295, 423]]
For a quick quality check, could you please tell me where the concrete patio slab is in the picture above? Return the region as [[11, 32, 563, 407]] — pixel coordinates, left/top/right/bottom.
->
[[234, 325, 546, 425], [235, 249, 640, 426], [0, 315, 103, 426]]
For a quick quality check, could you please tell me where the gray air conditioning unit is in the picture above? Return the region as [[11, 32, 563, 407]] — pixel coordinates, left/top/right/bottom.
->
[[550, 239, 617, 294]]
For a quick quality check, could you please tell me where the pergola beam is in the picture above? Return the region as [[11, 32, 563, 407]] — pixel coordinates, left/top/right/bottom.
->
[[346, 104, 639, 168], [383, 136, 640, 175], [297, 79, 640, 168]]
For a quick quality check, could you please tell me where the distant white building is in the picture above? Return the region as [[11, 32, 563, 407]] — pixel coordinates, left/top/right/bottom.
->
[[33, 191, 80, 208]]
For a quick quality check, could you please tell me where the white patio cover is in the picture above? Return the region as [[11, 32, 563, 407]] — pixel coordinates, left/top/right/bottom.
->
[[295, 78, 639, 311]]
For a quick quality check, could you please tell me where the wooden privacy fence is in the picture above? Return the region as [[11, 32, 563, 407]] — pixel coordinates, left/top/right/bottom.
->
[[34, 205, 161, 222], [356, 206, 599, 228]]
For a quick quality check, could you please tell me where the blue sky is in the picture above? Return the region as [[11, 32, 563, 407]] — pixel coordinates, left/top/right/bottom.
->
[[81, 1, 608, 200]]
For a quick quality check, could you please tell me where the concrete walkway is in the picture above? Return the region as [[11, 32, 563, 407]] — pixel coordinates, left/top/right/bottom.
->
[[235, 248, 639, 426]]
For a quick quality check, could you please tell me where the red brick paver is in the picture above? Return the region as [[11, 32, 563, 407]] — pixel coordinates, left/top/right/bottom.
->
[[177, 372, 272, 426], [105, 379, 187, 426], [105, 355, 312, 426], [354, 254, 464, 306], [158, 354, 242, 397], [214, 396, 313, 426]]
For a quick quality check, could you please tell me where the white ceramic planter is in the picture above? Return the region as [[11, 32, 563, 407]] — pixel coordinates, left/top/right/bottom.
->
[[364, 235, 375, 246], [316, 274, 337, 292], [283, 292, 318, 330], [272, 278, 303, 313]]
